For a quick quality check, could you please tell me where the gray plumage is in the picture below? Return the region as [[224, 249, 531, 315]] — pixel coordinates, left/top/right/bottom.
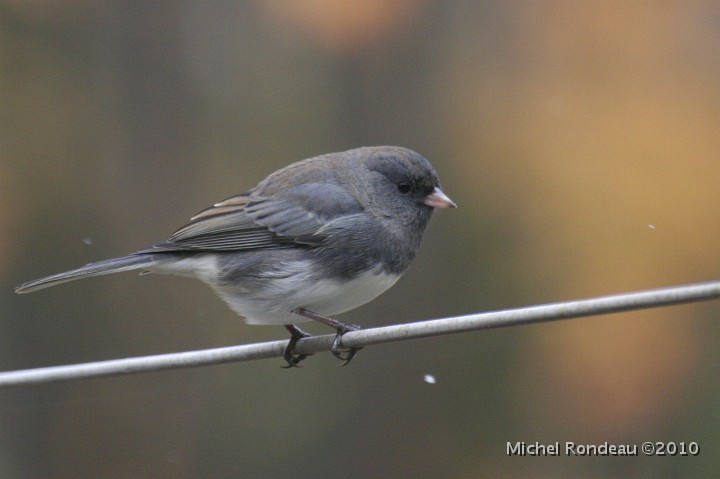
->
[[16, 146, 455, 326]]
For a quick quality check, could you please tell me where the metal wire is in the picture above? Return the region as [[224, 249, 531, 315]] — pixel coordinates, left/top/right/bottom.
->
[[2, 279, 719, 387]]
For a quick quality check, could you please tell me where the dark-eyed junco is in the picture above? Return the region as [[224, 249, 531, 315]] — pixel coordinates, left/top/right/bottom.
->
[[15, 146, 455, 366]]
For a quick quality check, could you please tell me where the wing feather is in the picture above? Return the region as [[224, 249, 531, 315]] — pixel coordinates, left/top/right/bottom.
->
[[143, 182, 363, 253]]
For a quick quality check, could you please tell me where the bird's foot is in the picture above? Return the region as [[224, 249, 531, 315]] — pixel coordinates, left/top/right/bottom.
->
[[282, 324, 313, 368], [293, 308, 363, 366], [331, 324, 362, 367]]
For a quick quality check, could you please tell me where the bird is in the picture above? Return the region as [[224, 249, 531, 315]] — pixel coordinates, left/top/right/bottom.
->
[[15, 146, 456, 366]]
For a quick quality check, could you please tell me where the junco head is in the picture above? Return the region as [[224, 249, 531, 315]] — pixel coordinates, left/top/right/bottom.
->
[[15, 146, 456, 365]]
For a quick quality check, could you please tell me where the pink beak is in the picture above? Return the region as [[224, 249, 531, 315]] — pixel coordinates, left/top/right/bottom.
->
[[424, 187, 457, 209]]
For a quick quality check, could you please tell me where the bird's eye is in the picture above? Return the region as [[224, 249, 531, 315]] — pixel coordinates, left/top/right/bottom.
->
[[397, 182, 411, 195]]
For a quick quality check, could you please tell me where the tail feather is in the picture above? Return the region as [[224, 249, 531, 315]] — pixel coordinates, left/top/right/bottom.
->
[[14, 254, 155, 294]]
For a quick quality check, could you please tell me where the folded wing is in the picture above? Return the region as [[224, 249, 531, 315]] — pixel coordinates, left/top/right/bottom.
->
[[145, 182, 363, 253]]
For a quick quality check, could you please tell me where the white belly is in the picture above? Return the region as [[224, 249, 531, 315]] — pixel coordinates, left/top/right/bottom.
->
[[150, 254, 401, 326], [215, 263, 401, 325]]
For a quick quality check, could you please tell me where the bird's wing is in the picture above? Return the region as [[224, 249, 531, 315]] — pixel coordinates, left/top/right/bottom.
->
[[144, 183, 363, 253]]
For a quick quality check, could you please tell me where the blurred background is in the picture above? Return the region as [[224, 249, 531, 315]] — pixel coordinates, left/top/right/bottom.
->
[[2, 1, 720, 477]]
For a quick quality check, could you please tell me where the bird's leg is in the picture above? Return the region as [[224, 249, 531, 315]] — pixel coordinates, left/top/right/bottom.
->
[[293, 308, 362, 366], [282, 324, 313, 368]]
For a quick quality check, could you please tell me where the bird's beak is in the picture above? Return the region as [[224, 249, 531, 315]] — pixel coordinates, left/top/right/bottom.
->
[[424, 187, 457, 209]]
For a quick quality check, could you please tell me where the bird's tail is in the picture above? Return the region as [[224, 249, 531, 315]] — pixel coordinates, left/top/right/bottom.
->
[[14, 254, 156, 294]]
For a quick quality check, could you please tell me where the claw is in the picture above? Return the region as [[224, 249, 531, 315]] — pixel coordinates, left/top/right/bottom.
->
[[282, 324, 312, 368], [292, 308, 364, 366], [331, 326, 363, 367]]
